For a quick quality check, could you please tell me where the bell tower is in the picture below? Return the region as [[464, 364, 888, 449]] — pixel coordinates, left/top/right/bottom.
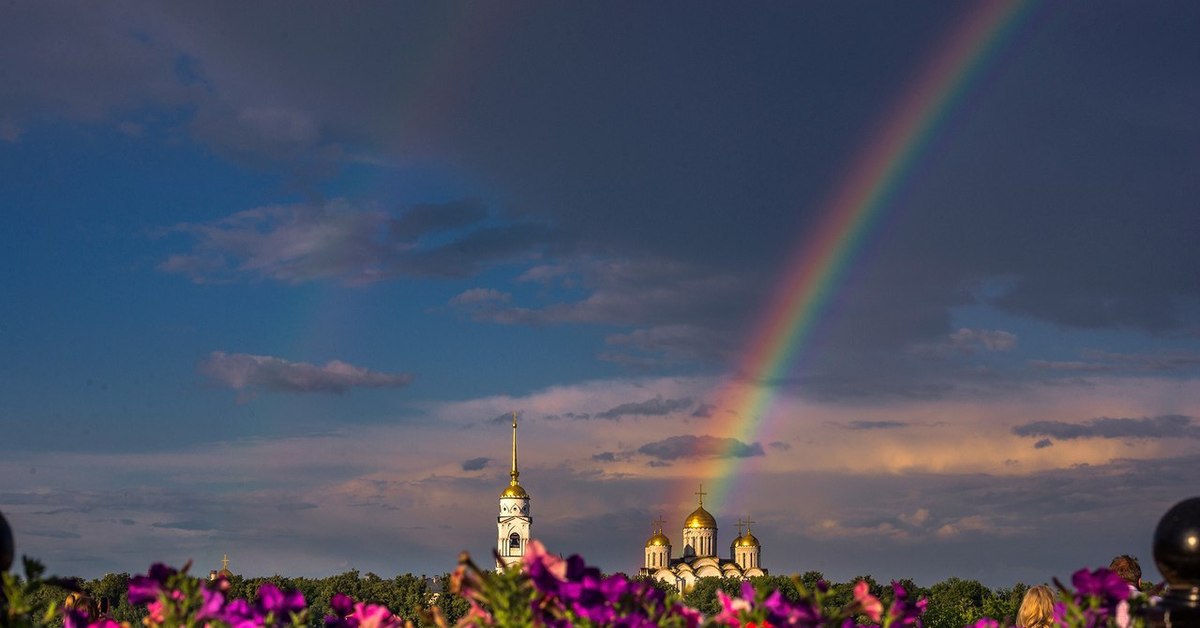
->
[[496, 412, 531, 571]]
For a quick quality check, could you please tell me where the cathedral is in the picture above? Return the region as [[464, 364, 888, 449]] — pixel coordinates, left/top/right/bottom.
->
[[493, 415, 766, 587], [639, 488, 767, 589]]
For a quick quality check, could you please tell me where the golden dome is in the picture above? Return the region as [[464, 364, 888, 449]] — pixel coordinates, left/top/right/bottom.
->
[[736, 531, 760, 547], [684, 505, 717, 529], [646, 531, 671, 547], [501, 482, 529, 499]]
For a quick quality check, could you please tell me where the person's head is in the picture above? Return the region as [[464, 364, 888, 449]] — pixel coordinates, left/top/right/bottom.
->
[[1109, 554, 1142, 587], [1018, 585, 1056, 628]]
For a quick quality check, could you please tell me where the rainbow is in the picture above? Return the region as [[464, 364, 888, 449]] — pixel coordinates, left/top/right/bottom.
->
[[689, 1, 1038, 513]]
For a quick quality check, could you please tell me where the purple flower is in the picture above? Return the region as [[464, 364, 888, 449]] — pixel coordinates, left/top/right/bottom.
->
[[252, 582, 306, 618], [1071, 568, 1130, 602], [330, 592, 355, 617], [196, 586, 225, 621], [222, 598, 264, 627], [885, 581, 926, 627], [127, 563, 177, 604], [62, 608, 90, 628]]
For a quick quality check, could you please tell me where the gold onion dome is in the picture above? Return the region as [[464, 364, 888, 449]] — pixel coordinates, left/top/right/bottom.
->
[[501, 482, 529, 499], [684, 505, 717, 529], [216, 554, 234, 579], [646, 531, 671, 547], [737, 531, 761, 547]]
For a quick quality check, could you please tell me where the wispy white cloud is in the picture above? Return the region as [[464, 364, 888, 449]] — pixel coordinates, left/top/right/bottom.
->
[[159, 200, 547, 284], [912, 328, 1017, 357], [199, 351, 413, 395], [449, 288, 511, 306]]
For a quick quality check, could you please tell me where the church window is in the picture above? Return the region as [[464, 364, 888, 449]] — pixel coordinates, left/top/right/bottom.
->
[[509, 532, 521, 549]]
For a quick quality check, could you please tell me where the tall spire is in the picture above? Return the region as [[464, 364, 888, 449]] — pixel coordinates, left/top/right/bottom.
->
[[510, 411, 519, 485]]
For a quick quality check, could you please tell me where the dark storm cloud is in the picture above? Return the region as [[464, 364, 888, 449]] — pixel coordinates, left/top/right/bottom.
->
[[3, 2, 1197, 399], [844, 420, 909, 431], [691, 403, 715, 418], [0, 4, 191, 139], [390, 199, 488, 239], [461, 457, 491, 472], [1012, 415, 1200, 441], [591, 451, 633, 463], [768, 441, 792, 452], [594, 396, 693, 420], [25, 529, 83, 539], [199, 351, 413, 395], [450, 259, 756, 338], [1030, 351, 1200, 374], [1034, 439, 1054, 449], [275, 502, 319, 512], [637, 435, 765, 461], [150, 520, 217, 531]]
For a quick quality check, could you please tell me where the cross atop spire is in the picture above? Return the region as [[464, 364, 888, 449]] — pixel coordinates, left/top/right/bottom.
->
[[695, 483, 707, 507], [743, 517, 756, 532], [653, 515, 667, 533], [221, 554, 229, 570], [736, 519, 746, 537]]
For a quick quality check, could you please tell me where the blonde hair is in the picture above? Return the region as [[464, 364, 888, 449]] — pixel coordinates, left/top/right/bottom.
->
[[1018, 585, 1056, 628]]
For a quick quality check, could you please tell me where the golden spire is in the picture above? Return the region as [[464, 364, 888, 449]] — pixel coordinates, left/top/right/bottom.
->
[[510, 411, 519, 485], [500, 411, 529, 498]]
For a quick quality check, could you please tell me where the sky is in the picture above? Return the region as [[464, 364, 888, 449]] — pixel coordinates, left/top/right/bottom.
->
[[2, 1, 1199, 588]]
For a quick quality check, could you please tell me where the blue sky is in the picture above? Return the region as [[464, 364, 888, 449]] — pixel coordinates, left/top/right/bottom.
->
[[2, 1, 1199, 587]]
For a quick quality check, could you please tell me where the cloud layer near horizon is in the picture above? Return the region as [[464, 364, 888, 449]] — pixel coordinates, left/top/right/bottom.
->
[[4, 372, 1199, 586]]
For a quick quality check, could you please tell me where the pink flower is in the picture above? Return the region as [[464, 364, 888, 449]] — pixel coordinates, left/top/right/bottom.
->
[[522, 539, 567, 580], [349, 602, 404, 628], [714, 588, 752, 626], [854, 581, 883, 622]]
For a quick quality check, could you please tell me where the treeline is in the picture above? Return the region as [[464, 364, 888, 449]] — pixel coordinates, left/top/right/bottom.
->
[[21, 569, 1028, 628]]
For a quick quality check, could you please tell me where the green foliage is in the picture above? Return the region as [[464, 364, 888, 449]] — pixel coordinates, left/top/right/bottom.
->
[[2, 557, 72, 628], [681, 576, 743, 617]]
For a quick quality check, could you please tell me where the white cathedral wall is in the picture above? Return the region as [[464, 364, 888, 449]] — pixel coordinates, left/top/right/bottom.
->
[[497, 496, 531, 569], [683, 527, 716, 557]]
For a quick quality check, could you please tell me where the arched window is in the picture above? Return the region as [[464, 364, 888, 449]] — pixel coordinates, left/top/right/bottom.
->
[[509, 532, 521, 549]]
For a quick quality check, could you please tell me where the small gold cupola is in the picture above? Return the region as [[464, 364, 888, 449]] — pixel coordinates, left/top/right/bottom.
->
[[646, 516, 671, 547]]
